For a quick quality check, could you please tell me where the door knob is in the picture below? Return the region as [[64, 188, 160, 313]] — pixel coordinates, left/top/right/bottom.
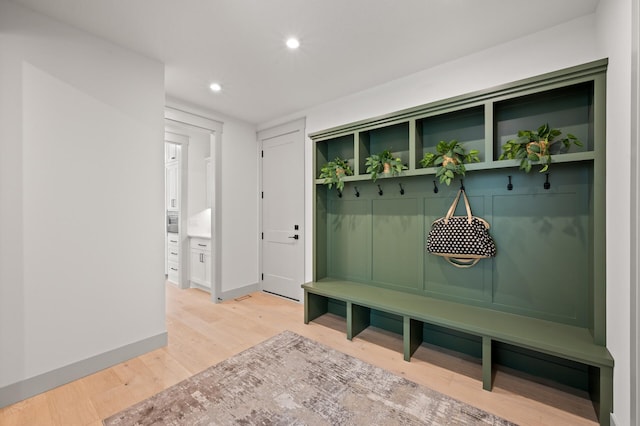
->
[[288, 235, 299, 240]]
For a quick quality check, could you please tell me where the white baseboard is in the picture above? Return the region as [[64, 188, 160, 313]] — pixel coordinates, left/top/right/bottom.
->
[[190, 281, 212, 293], [218, 282, 260, 301], [0, 332, 167, 409]]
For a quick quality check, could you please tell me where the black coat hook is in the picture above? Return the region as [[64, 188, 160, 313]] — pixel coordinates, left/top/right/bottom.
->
[[399, 183, 405, 195], [337, 189, 343, 198], [377, 185, 383, 196], [354, 186, 360, 197], [433, 180, 439, 194], [507, 175, 513, 191], [544, 173, 551, 190]]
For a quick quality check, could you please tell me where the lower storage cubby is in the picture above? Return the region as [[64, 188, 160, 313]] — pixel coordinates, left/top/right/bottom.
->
[[318, 294, 589, 390], [303, 281, 613, 425]]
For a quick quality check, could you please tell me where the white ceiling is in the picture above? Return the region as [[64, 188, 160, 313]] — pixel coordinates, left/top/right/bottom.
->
[[13, 0, 599, 125]]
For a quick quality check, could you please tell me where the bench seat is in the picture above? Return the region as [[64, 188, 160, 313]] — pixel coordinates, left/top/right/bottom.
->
[[302, 278, 614, 426]]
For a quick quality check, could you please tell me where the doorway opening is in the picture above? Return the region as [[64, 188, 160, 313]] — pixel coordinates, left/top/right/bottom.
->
[[164, 107, 222, 302]]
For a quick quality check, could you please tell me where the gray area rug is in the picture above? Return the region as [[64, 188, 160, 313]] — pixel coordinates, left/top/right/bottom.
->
[[104, 330, 516, 425]]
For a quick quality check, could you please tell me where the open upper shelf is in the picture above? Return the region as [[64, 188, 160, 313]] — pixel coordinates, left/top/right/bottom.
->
[[311, 59, 606, 184]]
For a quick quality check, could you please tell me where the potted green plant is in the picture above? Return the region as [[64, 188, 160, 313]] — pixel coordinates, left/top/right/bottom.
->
[[499, 123, 583, 173], [420, 140, 480, 186], [365, 149, 407, 181], [319, 157, 353, 191]]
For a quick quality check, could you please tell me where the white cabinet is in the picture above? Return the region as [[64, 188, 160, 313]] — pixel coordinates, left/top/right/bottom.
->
[[167, 233, 180, 246], [189, 250, 208, 285], [164, 140, 183, 284], [166, 163, 179, 211], [165, 142, 180, 211], [167, 232, 180, 285], [167, 244, 180, 264], [189, 237, 211, 289], [167, 262, 180, 284]]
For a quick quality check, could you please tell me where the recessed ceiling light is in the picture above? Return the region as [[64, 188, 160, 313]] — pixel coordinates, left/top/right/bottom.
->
[[209, 83, 222, 92], [286, 37, 300, 49]]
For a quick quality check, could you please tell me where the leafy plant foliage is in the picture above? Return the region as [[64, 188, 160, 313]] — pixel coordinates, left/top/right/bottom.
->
[[319, 157, 353, 191], [499, 123, 582, 173], [365, 149, 407, 182], [420, 140, 480, 186]]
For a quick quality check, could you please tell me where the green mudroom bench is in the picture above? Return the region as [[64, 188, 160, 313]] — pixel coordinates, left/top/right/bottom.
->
[[302, 279, 614, 426]]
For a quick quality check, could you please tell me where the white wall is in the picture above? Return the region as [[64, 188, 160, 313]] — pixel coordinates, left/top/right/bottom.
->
[[596, 1, 634, 425], [0, 0, 166, 404], [260, 9, 635, 424], [631, 1, 640, 423], [219, 118, 260, 293]]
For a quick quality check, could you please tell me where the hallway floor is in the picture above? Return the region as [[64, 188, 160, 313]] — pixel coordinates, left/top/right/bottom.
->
[[0, 283, 597, 425]]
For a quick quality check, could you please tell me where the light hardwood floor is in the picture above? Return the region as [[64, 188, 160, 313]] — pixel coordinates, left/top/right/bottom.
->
[[0, 284, 598, 425]]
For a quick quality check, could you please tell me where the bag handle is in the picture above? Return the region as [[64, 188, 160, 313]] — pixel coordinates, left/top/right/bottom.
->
[[445, 257, 480, 268], [444, 189, 473, 224]]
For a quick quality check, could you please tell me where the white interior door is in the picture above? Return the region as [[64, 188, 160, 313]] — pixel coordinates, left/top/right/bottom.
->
[[261, 123, 304, 301]]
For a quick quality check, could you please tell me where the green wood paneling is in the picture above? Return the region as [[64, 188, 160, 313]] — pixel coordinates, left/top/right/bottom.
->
[[372, 198, 422, 290], [348, 302, 371, 340], [422, 322, 482, 358], [592, 73, 607, 345], [406, 318, 423, 361], [483, 337, 493, 391], [417, 106, 485, 163], [424, 192, 491, 302], [314, 185, 328, 281], [491, 166, 590, 326], [327, 198, 371, 281], [322, 164, 592, 327], [316, 134, 355, 176], [492, 193, 589, 324], [327, 298, 346, 317], [313, 59, 606, 339], [494, 342, 589, 391], [361, 122, 410, 170], [304, 292, 328, 324], [370, 310, 403, 335], [494, 81, 594, 158]]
